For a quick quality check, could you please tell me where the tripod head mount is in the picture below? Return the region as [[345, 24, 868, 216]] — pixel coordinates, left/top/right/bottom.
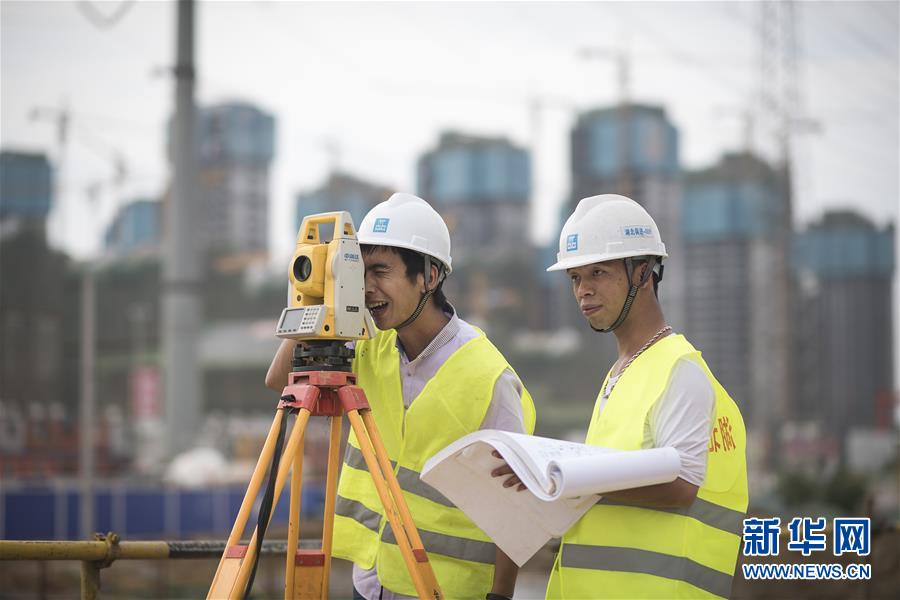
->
[[291, 340, 355, 373]]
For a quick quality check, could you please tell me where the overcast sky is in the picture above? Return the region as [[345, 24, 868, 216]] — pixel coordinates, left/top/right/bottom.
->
[[2, 0, 897, 262], [3, 1, 899, 387]]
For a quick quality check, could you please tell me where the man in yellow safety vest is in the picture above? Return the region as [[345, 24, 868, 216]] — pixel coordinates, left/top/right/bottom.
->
[[267, 192, 536, 600], [496, 194, 748, 599]]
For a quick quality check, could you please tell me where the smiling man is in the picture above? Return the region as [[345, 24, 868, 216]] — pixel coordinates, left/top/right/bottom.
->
[[540, 194, 749, 599], [266, 192, 535, 600]]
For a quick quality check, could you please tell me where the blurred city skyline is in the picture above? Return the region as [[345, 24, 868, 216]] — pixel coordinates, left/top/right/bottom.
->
[[1, 1, 897, 263], [1, 2, 898, 562]]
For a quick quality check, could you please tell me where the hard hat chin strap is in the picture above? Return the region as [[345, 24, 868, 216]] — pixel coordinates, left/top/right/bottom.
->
[[591, 257, 656, 333], [394, 255, 444, 331]]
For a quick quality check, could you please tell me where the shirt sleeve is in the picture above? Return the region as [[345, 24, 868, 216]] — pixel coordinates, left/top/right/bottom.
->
[[479, 368, 527, 433], [646, 357, 715, 486]]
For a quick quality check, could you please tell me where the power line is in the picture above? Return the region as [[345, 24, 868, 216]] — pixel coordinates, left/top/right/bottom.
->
[[603, 3, 755, 101], [865, 0, 899, 25], [801, 5, 899, 88], [76, 1, 135, 30], [835, 1, 900, 65]]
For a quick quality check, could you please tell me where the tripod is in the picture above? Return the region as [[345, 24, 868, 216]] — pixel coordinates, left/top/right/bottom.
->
[[207, 341, 443, 600]]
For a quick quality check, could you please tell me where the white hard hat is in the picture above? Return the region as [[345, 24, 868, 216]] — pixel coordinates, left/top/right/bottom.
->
[[358, 193, 453, 273], [547, 194, 667, 272]]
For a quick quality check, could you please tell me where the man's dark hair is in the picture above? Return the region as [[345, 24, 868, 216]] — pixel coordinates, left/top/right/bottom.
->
[[361, 244, 452, 313]]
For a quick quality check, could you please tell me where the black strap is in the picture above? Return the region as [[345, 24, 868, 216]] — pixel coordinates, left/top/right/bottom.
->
[[590, 257, 657, 333], [243, 404, 289, 599], [395, 256, 443, 330]]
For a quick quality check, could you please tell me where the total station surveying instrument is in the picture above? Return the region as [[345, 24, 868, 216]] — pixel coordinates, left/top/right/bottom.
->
[[208, 212, 443, 599]]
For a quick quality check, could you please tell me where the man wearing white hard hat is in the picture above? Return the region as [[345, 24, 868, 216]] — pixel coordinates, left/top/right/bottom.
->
[[267, 193, 535, 600], [541, 194, 748, 599]]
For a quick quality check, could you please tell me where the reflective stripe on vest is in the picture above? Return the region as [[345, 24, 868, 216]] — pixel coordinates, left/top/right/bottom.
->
[[381, 522, 495, 565], [343, 443, 397, 473], [342, 444, 454, 507], [597, 497, 744, 536], [560, 544, 734, 599], [335, 496, 381, 532]]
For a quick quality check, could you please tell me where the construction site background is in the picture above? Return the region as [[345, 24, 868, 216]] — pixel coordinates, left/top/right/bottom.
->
[[2, 1, 898, 598]]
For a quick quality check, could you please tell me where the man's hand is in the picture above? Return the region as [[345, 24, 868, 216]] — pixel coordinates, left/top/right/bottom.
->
[[490, 450, 527, 492], [265, 339, 297, 392]]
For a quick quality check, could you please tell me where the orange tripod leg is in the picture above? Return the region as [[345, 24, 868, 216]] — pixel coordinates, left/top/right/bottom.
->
[[346, 408, 443, 600], [208, 408, 287, 599], [361, 410, 442, 596], [207, 407, 312, 600], [286, 415, 341, 600], [285, 435, 305, 598], [319, 415, 343, 599], [231, 408, 312, 599]]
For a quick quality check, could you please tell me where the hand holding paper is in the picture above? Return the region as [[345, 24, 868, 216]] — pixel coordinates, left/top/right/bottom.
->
[[420, 430, 680, 566]]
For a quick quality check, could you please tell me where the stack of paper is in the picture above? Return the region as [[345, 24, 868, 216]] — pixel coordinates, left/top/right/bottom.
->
[[420, 430, 680, 566]]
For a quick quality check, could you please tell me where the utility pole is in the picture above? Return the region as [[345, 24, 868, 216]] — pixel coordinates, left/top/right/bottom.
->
[[162, 0, 202, 457], [79, 263, 96, 539]]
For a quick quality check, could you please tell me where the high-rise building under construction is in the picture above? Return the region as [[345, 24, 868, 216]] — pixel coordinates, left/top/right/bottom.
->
[[192, 102, 275, 263], [793, 211, 895, 445], [683, 152, 791, 432]]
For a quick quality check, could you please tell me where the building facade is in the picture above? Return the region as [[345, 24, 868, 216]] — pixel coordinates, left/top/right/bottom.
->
[[417, 132, 531, 267], [0, 151, 53, 233], [191, 102, 275, 262], [793, 211, 895, 445], [415, 132, 536, 335], [104, 198, 161, 257], [683, 152, 791, 432], [0, 150, 81, 476]]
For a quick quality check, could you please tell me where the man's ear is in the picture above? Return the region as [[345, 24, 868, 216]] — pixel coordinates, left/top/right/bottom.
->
[[425, 263, 440, 291], [629, 262, 646, 287], [633, 261, 654, 290]]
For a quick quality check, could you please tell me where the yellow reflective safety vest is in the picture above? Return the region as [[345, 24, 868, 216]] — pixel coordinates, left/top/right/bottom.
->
[[547, 334, 748, 599], [333, 328, 536, 598]]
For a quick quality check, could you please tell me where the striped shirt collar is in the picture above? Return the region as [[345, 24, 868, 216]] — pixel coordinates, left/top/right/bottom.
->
[[397, 304, 459, 367]]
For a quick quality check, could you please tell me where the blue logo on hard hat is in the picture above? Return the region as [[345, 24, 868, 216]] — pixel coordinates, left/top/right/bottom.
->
[[623, 226, 653, 238], [373, 218, 390, 233], [566, 234, 578, 252]]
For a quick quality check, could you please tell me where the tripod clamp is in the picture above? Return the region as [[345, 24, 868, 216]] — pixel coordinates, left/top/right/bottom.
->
[[279, 370, 370, 417]]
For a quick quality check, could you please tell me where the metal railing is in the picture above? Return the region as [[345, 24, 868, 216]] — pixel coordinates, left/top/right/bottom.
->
[[0, 533, 291, 599]]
